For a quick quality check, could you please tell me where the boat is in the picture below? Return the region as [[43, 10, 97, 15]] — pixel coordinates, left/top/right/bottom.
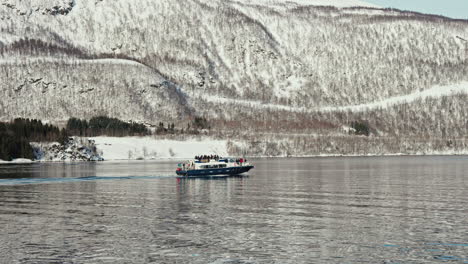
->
[[176, 157, 254, 177]]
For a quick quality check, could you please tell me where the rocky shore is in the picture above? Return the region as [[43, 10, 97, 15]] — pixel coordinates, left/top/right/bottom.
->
[[31, 137, 103, 162]]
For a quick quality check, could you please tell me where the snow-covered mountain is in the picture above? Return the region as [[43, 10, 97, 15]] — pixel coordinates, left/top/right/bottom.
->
[[1, 0, 467, 154], [236, 0, 379, 8]]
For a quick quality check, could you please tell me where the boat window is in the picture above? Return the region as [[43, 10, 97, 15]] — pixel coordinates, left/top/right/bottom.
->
[[200, 164, 227, 169]]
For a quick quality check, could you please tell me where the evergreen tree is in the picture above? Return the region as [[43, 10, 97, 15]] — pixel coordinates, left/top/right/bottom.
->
[[351, 121, 370, 136]]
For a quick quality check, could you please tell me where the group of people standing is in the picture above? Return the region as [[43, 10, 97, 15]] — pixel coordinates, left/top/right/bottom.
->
[[195, 154, 220, 161]]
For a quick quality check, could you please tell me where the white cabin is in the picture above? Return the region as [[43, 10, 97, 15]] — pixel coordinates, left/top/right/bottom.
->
[[178, 158, 250, 171]]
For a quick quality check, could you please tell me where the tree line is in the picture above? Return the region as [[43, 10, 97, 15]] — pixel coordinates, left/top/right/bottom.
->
[[0, 116, 213, 161], [0, 116, 152, 161], [66, 116, 150, 137], [0, 118, 67, 161], [155, 117, 210, 135]]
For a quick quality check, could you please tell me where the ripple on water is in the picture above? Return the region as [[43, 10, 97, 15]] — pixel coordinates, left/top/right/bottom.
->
[[0, 157, 467, 263]]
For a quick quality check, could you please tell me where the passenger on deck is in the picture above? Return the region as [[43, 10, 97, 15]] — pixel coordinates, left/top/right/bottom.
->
[[194, 155, 222, 161]]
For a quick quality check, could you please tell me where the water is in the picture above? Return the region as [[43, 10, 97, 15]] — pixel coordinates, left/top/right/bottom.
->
[[0, 157, 467, 263]]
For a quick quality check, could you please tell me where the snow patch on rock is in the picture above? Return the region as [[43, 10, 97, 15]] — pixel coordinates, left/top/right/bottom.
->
[[32, 137, 103, 162], [0, 158, 34, 164]]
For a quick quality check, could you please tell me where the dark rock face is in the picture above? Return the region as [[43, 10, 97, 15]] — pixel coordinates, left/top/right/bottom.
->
[[47, 4, 74, 16], [1, 0, 75, 17]]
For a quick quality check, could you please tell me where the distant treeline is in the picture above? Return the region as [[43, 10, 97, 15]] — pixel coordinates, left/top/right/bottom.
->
[[0, 116, 150, 161], [66, 116, 210, 136], [350, 121, 371, 136], [155, 116, 210, 135], [66, 116, 150, 137], [0, 116, 211, 161], [0, 118, 67, 161]]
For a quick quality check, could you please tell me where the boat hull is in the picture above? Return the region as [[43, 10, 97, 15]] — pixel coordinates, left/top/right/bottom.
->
[[176, 165, 254, 177]]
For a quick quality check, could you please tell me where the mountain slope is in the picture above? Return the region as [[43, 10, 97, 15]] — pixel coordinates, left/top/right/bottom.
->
[[235, 0, 379, 8], [1, 0, 467, 154]]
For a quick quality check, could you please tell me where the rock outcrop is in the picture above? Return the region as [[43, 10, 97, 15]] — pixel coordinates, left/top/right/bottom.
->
[[32, 137, 104, 162]]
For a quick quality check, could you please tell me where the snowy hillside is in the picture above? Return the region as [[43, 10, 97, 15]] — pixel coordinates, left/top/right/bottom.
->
[[1, 0, 468, 155], [239, 0, 379, 8]]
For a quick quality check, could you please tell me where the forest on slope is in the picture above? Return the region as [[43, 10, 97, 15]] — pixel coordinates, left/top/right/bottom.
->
[[1, 0, 467, 155]]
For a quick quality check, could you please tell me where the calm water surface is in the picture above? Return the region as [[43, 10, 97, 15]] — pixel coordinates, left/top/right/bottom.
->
[[0, 157, 467, 263]]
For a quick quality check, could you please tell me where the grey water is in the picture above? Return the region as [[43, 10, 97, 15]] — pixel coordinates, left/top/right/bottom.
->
[[0, 157, 467, 264]]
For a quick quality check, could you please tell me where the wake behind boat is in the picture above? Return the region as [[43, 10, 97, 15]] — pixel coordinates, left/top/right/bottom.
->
[[176, 155, 254, 177]]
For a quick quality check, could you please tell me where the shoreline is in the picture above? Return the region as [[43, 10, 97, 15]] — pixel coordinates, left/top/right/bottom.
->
[[1, 153, 467, 165]]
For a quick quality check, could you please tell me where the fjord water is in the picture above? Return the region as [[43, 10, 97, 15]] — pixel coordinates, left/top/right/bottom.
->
[[0, 157, 467, 264]]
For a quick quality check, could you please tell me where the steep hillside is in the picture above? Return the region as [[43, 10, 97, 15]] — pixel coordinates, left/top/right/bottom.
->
[[0, 57, 191, 122], [1, 0, 467, 154]]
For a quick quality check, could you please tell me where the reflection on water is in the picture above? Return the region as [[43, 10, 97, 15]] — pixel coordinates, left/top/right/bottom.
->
[[0, 157, 467, 263]]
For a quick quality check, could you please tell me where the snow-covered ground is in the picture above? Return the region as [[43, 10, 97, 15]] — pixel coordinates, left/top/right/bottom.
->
[[3, 135, 467, 164], [321, 82, 468, 112], [91, 137, 229, 160], [242, 0, 379, 8], [194, 81, 468, 113], [0, 159, 34, 164], [0, 57, 143, 66]]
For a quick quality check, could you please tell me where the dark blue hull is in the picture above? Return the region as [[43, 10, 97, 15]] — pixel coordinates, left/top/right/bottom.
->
[[176, 165, 254, 177]]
